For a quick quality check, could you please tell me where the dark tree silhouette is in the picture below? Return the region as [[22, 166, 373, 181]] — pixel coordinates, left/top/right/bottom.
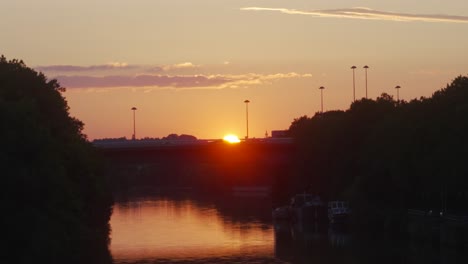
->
[[288, 76, 468, 233], [0, 55, 113, 264]]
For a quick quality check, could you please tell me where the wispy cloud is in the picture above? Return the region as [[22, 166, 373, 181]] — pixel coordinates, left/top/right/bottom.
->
[[36, 62, 138, 72], [57, 75, 229, 89], [37, 63, 312, 90], [35, 62, 200, 74], [163, 62, 199, 71], [56, 72, 311, 90], [241, 7, 468, 24]]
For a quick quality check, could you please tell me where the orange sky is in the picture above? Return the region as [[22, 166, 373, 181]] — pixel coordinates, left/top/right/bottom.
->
[[2, 0, 468, 139]]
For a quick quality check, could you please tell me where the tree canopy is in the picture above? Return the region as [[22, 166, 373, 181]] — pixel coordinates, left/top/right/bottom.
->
[[0, 55, 113, 263], [289, 76, 468, 232]]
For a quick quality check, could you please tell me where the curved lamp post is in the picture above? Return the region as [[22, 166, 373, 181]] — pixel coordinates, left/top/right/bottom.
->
[[351, 66, 356, 102], [244, 100, 250, 139], [131, 107, 137, 140], [363, 65, 369, 99], [319, 86, 325, 113]]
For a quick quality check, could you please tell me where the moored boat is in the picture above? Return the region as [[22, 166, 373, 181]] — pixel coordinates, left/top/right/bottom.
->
[[272, 193, 328, 229], [272, 205, 292, 220], [290, 194, 327, 230], [328, 200, 351, 225]]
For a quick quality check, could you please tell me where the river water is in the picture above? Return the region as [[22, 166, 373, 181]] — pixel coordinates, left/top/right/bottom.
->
[[110, 192, 467, 264]]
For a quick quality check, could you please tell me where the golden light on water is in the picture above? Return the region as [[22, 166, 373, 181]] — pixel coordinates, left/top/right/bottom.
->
[[223, 134, 240, 143], [110, 199, 273, 261]]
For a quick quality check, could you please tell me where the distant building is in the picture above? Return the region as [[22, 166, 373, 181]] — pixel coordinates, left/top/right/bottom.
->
[[271, 130, 289, 138]]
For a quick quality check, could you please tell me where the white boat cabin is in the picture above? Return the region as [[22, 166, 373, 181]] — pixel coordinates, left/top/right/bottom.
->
[[328, 201, 350, 215]]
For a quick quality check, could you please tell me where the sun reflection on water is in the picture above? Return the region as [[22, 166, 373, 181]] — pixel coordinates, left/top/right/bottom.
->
[[110, 196, 274, 262]]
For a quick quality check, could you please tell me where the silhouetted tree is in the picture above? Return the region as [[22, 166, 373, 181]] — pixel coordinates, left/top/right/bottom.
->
[[288, 75, 468, 233], [0, 55, 113, 264], [162, 133, 197, 141]]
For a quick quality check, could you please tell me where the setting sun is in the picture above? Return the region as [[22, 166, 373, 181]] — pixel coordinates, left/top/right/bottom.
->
[[223, 134, 241, 144]]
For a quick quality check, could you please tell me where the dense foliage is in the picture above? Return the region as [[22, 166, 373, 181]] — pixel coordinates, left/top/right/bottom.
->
[[289, 76, 468, 232], [0, 56, 113, 263]]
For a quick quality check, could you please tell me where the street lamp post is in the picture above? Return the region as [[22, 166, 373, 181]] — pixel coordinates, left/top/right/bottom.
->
[[244, 100, 250, 139], [351, 66, 356, 102], [131, 107, 137, 140], [319, 86, 325, 113], [395, 85, 401, 102], [363, 65, 369, 99]]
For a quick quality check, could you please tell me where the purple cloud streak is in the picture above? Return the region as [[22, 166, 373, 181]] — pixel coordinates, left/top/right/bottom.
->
[[57, 75, 231, 89]]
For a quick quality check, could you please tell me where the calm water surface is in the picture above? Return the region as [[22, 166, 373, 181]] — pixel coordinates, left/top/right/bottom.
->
[[110, 193, 468, 264], [110, 193, 280, 263]]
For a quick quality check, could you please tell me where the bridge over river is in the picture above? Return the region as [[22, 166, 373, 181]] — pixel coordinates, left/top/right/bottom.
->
[[95, 138, 297, 197]]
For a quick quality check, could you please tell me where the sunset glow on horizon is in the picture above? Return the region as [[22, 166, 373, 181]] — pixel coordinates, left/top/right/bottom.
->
[[2, 0, 467, 140], [223, 134, 241, 144]]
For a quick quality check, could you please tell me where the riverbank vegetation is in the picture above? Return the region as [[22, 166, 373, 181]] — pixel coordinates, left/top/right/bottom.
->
[[0, 56, 113, 263], [289, 76, 468, 233]]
